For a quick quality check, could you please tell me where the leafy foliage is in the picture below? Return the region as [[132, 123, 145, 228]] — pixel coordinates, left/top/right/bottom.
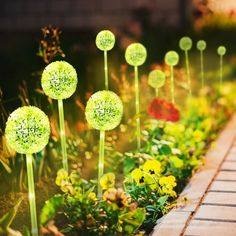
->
[[0, 197, 23, 235], [40, 170, 145, 236]]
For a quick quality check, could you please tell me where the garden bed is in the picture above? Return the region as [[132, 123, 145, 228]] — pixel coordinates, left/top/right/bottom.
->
[[1, 28, 236, 236], [151, 114, 236, 236]]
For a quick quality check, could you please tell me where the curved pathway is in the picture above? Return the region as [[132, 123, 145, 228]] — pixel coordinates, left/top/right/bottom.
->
[[151, 114, 236, 236]]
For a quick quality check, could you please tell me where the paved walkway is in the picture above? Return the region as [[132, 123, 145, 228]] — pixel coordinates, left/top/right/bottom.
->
[[184, 142, 236, 236], [152, 114, 236, 236]]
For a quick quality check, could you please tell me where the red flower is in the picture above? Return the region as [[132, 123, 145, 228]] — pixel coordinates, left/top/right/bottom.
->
[[147, 98, 180, 122]]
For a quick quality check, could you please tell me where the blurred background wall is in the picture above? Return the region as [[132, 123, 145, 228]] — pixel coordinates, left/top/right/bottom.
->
[[1, 0, 236, 112], [0, 0, 190, 30]]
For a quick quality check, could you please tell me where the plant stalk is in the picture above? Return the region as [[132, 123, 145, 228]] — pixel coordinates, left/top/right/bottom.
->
[[185, 50, 192, 96], [220, 55, 223, 87], [155, 88, 159, 97], [26, 154, 38, 236], [104, 50, 108, 90], [200, 50, 204, 88], [170, 65, 175, 104], [58, 99, 68, 171], [134, 66, 141, 149], [98, 130, 105, 198]]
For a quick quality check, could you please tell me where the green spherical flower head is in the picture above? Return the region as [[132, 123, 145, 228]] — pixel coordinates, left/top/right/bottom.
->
[[148, 69, 166, 89], [41, 61, 78, 100], [197, 40, 206, 51], [125, 43, 147, 66], [165, 51, 179, 66], [85, 90, 123, 131], [179, 36, 192, 51], [96, 30, 115, 51], [5, 106, 50, 154], [217, 46, 226, 56]]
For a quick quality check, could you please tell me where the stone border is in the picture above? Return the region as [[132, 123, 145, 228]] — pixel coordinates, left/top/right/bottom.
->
[[151, 114, 236, 236]]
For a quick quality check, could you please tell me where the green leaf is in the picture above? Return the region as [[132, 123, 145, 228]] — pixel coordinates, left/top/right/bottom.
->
[[159, 144, 172, 155], [40, 194, 64, 226], [123, 157, 136, 175], [158, 196, 168, 206], [22, 226, 30, 236], [146, 205, 158, 212], [0, 159, 12, 173], [119, 208, 146, 233]]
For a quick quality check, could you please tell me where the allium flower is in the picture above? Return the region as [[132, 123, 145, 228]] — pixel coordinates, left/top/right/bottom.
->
[[148, 69, 166, 89], [85, 90, 123, 131], [217, 46, 226, 56], [147, 98, 180, 122], [5, 106, 50, 154], [41, 61, 78, 100], [125, 43, 147, 66], [100, 173, 115, 190], [179, 36, 192, 51], [165, 51, 179, 66], [95, 30, 115, 51], [196, 40, 206, 51]]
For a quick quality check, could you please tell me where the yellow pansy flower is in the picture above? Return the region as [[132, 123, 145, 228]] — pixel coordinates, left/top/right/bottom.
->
[[164, 123, 185, 137], [143, 160, 161, 175], [159, 175, 177, 197], [144, 173, 158, 190], [55, 169, 69, 186], [88, 192, 97, 202], [159, 176, 176, 187], [100, 172, 115, 190], [202, 118, 212, 131], [131, 168, 145, 185], [193, 130, 204, 142]]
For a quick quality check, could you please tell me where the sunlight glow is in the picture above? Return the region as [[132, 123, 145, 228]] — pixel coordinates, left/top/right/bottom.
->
[[208, 0, 236, 14]]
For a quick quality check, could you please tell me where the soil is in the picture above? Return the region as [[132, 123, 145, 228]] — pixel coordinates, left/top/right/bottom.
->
[[0, 177, 59, 232]]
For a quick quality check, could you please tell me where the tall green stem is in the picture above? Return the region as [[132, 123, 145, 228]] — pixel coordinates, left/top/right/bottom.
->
[[98, 130, 105, 198], [104, 50, 108, 90], [58, 99, 68, 171], [134, 66, 141, 149], [170, 66, 175, 104], [220, 55, 223, 87], [26, 154, 38, 236], [200, 50, 204, 88], [185, 50, 191, 96], [155, 88, 159, 97]]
